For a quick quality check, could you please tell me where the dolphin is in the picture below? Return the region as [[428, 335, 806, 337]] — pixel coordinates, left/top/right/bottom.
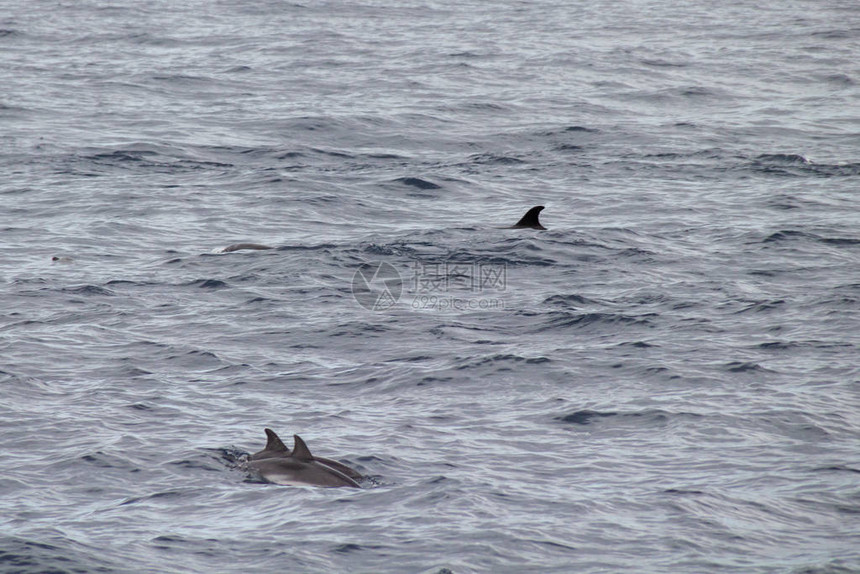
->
[[250, 428, 364, 480], [215, 206, 547, 253], [506, 205, 546, 230], [247, 432, 362, 488], [249, 427, 293, 461]]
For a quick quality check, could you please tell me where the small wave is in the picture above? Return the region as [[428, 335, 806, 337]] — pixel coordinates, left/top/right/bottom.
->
[[417, 375, 454, 386], [755, 153, 811, 165], [121, 491, 187, 506], [757, 339, 853, 351], [328, 322, 392, 338], [680, 86, 715, 97], [90, 149, 158, 162], [542, 294, 601, 307], [166, 458, 224, 472], [150, 73, 214, 85], [274, 243, 338, 252], [467, 153, 526, 165], [385, 355, 436, 363], [641, 58, 687, 68], [811, 29, 859, 40], [119, 364, 153, 377], [555, 409, 701, 426], [0, 537, 118, 573], [127, 402, 153, 411], [813, 465, 860, 474], [762, 230, 810, 244], [448, 50, 482, 58], [663, 488, 706, 495], [537, 311, 655, 331], [762, 230, 860, 246], [244, 296, 276, 305], [79, 451, 136, 470], [538, 125, 599, 136], [617, 340, 658, 348], [814, 162, 860, 177], [555, 410, 617, 425], [60, 285, 115, 296], [360, 243, 419, 257], [757, 411, 833, 441], [455, 354, 551, 370], [820, 73, 854, 86], [748, 154, 860, 178], [302, 194, 345, 205], [308, 146, 354, 159], [757, 341, 796, 350], [333, 543, 384, 553], [735, 299, 786, 314], [79, 146, 234, 174], [392, 177, 442, 190], [819, 236, 860, 246], [463, 102, 509, 111], [553, 143, 585, 152], [724, 361, 772, 373], [275, 150, 304, 159], [185, 279, 229, 289]]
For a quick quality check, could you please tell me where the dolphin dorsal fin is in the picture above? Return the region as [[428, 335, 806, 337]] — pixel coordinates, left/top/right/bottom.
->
[[291, 435, 315, 462], [264, 428, 290, 454], [513, 206, 546, 229]]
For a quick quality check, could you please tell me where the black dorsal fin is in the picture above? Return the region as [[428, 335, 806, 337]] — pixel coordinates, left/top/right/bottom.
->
[[264, 428, 290, 454], [513, 205, 546, 229], [291, 435, 315, 462]]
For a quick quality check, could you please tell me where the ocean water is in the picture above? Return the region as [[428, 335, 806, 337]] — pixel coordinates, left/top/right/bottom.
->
[[1, 0, 859, 572]]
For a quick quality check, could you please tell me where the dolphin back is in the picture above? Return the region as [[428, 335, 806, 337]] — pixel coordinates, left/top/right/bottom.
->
[[245, 430, 362, 488]]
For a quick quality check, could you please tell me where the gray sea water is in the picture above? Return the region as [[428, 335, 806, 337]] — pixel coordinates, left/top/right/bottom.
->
[[2, 0, 859, 572]]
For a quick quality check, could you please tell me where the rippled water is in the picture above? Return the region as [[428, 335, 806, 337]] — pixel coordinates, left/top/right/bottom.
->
[[2, 0, 859, 572]]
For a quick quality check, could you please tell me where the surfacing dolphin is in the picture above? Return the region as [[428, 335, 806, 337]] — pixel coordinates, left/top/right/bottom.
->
[[250, 428, 363, 480], [215, 206, 547, 252], [247, 430, 362, 488], [505, 205, 546, 230]]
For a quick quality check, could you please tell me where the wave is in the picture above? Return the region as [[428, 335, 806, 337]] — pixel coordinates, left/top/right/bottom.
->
[[542, 294, 603, 307], [391, 177, 442, 190], [526, 310, 656, 332], [58, 285, 116, 296], [749, 154, 860, 178], [183, 279, 229, 289], [555, 409, 703, 426], [723, 361, 774, 373], [762, 230, 860, 246], [0, 536, 119, 573]]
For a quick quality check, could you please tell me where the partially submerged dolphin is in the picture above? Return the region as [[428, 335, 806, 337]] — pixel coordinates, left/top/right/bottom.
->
[[215, 207, 547, 252], [250, 428, 363, 480], [506, 205, 546, 230], [247, 429, 362, 488]]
